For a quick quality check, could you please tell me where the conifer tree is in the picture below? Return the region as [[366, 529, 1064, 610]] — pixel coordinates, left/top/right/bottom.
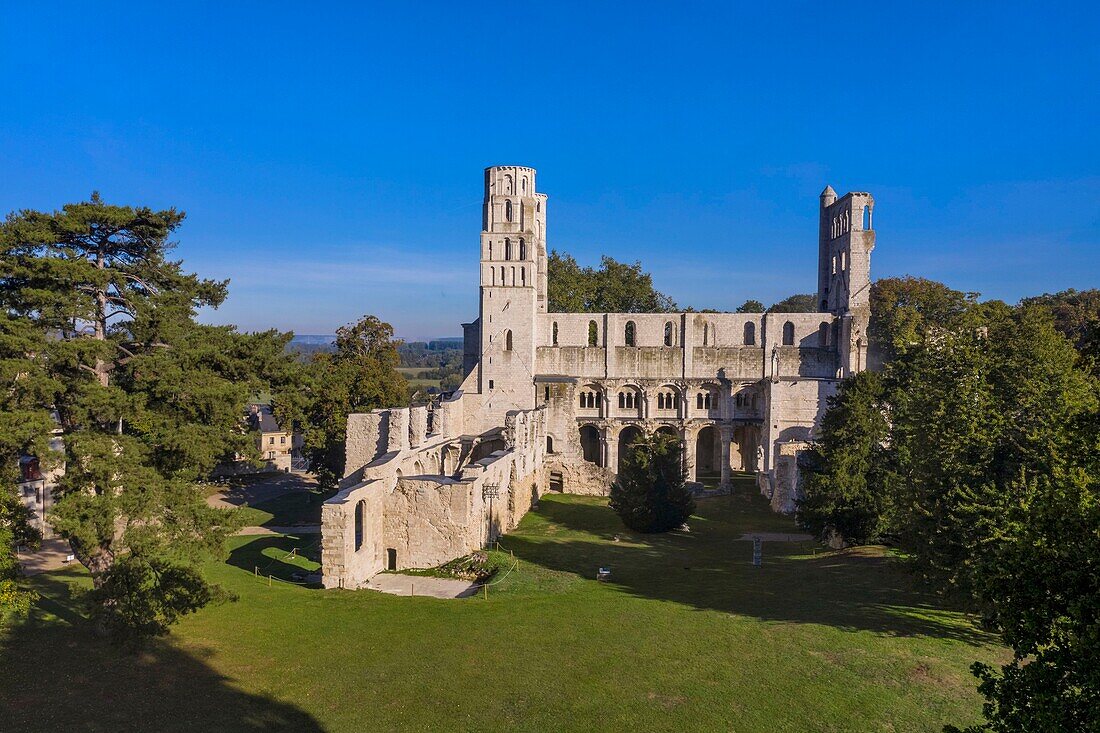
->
[[0, 194, 295, 636], [609, 432, 694, 532]]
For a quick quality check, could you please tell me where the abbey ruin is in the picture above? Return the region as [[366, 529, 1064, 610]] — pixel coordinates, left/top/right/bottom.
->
[[321, 166, 875, 589]]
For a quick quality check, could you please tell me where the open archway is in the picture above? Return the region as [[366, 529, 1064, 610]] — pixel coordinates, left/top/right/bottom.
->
[[695, 425, 719, 480], [617, 425, 644, 473], [579, 425, 601, 466]]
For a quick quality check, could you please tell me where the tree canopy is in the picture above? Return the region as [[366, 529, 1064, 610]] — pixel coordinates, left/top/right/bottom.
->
[[767, 294, 817, 313], [609, 432, 694, 532], [547, 251, 676, 313], [0, 194, 298, 637]]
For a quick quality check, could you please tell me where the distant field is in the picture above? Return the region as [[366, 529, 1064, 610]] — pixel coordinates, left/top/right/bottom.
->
[[3, 481, 1005, 732]]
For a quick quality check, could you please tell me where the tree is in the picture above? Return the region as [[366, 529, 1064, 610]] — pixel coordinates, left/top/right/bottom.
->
[[301, 315, 408, 488], [547, 251, 676, 313], [797, 371, 890, 546], [735, 299, 765, 313], [870, 276, 975, 363], [946, 472, 1100, 733], [768, 294, 816, 313], [0, 194, 292, 636], [609, 432, 694, 532]]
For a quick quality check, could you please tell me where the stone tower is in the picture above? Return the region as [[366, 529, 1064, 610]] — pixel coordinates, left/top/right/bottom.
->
[[817, 186, 875, 375], [476, 165, 547, 425]]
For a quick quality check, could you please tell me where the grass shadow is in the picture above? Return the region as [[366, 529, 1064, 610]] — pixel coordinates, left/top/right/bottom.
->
[[507, 491, 992, 646], [226, 535, 322, 586], [0, 569, 325, 732]]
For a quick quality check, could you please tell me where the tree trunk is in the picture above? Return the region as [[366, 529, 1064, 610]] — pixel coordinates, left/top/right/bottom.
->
[[93, 245, 109, 387]]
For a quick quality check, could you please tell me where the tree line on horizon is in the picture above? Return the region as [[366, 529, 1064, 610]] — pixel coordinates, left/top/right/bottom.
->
[[2, 193, 1098, 732]]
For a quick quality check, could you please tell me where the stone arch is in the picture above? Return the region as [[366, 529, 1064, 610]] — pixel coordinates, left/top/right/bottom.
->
[[579, 424, 601, 466], [695, 382, 720, 415], [617, 424, 644, 473], [695, 425, 719, 479], [577, 383, 602, 414], [354, 499, 366, 551], [615, 384, 643, 418], [654, 383, 682, 416]]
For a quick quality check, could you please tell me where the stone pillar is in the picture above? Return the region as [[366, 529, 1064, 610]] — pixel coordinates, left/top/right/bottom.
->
[[409, 406, 427, 447], [683, 428, 696, 482], [719, 424, 732, 488], [605, 429, 618, 474]]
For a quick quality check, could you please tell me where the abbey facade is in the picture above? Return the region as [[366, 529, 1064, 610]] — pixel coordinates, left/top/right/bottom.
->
[[321, 166, 874, 589]]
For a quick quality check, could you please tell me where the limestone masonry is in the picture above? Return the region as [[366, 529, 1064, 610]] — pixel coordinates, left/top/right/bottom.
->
[[321, 167, 874, 589]]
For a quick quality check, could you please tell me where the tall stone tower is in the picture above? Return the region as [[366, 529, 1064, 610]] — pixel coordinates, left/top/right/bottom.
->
[[817, 186, 875, 376], [476, 165, 547, 425]]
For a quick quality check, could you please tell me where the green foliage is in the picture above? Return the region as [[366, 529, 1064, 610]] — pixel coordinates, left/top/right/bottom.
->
[[870, 276, 976, 362], [946, 473, 1100, 733], [86, 556, 232, 642], [735, 299, 765, 313], [300, 315, 408, 488], [767, 293, 817, 313], [797, 371, 890, 545], [609, 432, 694, 532], [547, 251, 676, 313], [0, 193, 290, 636]]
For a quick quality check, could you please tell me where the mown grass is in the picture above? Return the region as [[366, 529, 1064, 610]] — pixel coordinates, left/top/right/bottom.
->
[[2, 482, 1006, 732]]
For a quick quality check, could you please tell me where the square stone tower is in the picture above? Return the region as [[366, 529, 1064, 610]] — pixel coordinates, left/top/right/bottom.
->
[[818, 186, 875, 376], [475, 165, 547, 425]]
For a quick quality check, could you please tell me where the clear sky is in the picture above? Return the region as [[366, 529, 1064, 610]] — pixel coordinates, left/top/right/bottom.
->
[[2, 3, 1098, 340]]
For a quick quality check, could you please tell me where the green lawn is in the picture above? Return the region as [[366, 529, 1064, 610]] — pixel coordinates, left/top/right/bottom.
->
[[2, 483, 1006, 732]]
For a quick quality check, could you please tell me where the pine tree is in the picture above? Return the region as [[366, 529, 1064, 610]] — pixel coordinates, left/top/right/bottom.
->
[[0, 194, 296, 637], [609, 432, 694, 532], [797, 371, 890, 545]]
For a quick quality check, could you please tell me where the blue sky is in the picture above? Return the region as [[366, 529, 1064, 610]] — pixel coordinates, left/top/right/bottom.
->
[[2, 2, 1098, 340]]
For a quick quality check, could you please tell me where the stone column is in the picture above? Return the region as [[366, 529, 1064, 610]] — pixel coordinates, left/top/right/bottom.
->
[[682, 428, 696, 482], [719, 424, 732, 489], [605, 428, 618, 474]]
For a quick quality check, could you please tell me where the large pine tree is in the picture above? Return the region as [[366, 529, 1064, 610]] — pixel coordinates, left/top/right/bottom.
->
[[609, 432, 694, 532], [1, 194, 295, 636]]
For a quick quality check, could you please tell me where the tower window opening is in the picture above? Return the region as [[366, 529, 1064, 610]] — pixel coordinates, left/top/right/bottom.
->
[[522, 177, 527, 193], [863, 206, 870, 230], [783, 321, 795, 346], [544, 385, 550, 401], [510, 266, 515, 286], [521, 267, 526, 286], [505, 200, 513, 222], [505, 330, 513, 351], [588, 320, 598, 347], [664, 321, 674, 347], [488, 241, 493, 260], [552, 321, 559, 346], [624, 320, 636, 347], [505, 238, 512, 260], [519, 239, 526, 259], [744, 322, 756, 345]]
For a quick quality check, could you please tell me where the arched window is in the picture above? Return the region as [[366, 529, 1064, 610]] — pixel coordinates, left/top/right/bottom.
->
[[504, 330, 513, 351], [863, 206, 871, 230], [519, 239, 526, 259], [664, 322, 674, 347], [782, 321, 795, 346], [840, 251, 847, 270], [505, 200, 513, 222], [521, 267, 526, 286], [618, 390, 637, 409], [588, 320, 598, 347], [702, 323, 710, 346], [504, 238, 512, 260], [488, 241, 493, 260], [696, 393, 703, 410], [552, 321, 559, 346], [505, 174, 513, 194], [490, 267, 496, 285], [499, 266, 505, 284], [744, 321, 756, 345], [819, 322, 829, 347], [821, 299, 828, 311], [354, 500, 365, 551], [536, 200, 541, 212], [546, 435, 553, 453], [522, 177, 527, 193], [624, 321, 636, 347], [510, 266, 516, 286]]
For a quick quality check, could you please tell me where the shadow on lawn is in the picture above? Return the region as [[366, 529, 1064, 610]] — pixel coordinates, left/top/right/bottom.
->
[[0, 569, 324, 732], [226, 535, 322, 585], [511, 494, 991, 646]]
